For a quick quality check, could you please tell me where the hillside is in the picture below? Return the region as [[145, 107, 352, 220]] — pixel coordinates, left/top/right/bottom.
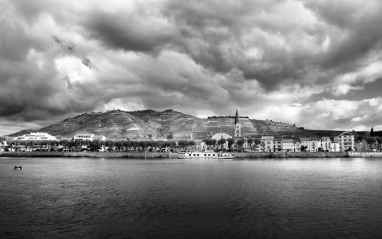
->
[[7, 109, 347, 140]]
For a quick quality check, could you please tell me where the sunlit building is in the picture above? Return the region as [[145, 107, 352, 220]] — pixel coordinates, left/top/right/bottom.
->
[[13, 132, 58, 141], [335, 132, 355, 151], [73, 134, 107, 141]]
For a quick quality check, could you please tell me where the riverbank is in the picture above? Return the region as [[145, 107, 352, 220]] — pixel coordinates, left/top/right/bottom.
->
[[0, 151, 174, 158], [2, 151, 382, 158], [233, 152, 348, 158]]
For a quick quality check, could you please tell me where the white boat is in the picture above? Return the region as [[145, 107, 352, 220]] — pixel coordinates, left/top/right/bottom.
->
[[178, 151, 234, 160]]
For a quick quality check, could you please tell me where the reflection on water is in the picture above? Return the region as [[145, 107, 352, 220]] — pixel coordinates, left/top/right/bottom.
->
[[1, 158, 382, 238]]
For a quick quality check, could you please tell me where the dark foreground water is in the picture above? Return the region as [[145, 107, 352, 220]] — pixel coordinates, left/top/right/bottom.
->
[[1, 158, 382, 239]]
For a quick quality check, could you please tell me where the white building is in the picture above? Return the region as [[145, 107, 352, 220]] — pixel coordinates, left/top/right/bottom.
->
[[294, 140, 301, 152], [73, 133, 94, 141], [300, 137, 320, 152], [211, 133, 232, 140], [13, 132, 58, 141], [282, 138, 294, 152], [300, 137, 310, 152], [73, 134, 106, 141], [320, 137, 331, 152], [334, 132, 354, 151], [261, 136, 274, 152], [91, 135, 107, 141], [282, 138, 301, 152], [330, 142, 340, 152]]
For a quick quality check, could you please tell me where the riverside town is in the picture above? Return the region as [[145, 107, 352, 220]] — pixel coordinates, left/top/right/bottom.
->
[[1, 109, 381, 158]]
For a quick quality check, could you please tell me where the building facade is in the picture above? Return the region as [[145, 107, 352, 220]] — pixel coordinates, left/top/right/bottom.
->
[[335, 132, 355, 151], [261, 136, 274, 152], [320, 137, 331, 151], [274, 137, 283, 152], [282, 138, 294, 152], [73, 134, 107, 141], [13, 132, 58, 141], [212, 133, 232, 140]]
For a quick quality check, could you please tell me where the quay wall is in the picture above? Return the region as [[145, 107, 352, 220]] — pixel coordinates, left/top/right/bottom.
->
[[233, 152, 286, 158], [348, 152, 382, 157], [233, 152, 347, 158], [4, 151, 382, 158], [1, 151, 350, 158], [0, 151, 178, 159], [287, 152, 346, 158]]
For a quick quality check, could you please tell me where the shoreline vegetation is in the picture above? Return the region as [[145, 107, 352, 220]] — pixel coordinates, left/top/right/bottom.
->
[[1, 151, 381, 158]]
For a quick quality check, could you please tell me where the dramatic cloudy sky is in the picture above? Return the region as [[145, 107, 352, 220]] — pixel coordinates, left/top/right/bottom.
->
[[1, 0, 382, 135]]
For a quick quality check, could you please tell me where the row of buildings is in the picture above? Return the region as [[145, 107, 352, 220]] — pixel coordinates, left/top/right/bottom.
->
[[10, 132, 107, 142], [259, 132, 354, 152]]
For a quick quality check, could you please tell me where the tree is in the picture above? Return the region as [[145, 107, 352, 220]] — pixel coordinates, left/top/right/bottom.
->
[[218, 138, 226, 146], [376, 137, 382, 150], [365, 137, 376, 145], [236, 139, 245, 149], [301, 145, 308, 152], [371, 127, 374, 136], [227, 138, 235, 149], [204, 139, 216, 146], [247, 138, 254, 146], [167, 132, 174, 140], [253, 138, 261, 145]]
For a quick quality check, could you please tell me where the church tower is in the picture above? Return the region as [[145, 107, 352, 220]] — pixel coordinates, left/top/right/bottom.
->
[[234, 109, 241, 137]]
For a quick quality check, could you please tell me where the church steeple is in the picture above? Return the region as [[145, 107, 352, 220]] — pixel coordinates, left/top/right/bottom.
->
[[234, 109, 239, 125], [234, 109, 241, 137]]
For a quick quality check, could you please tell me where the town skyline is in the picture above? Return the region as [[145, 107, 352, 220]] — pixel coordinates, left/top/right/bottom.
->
[[1, 0, 382, 136]]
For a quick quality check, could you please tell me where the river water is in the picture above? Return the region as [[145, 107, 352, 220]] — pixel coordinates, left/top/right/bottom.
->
[[1, 157, 381, 239]]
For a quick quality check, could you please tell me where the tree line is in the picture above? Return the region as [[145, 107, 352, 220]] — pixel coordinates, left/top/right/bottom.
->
[[3, 137, 262, 152], [370, 127, 382, 137]]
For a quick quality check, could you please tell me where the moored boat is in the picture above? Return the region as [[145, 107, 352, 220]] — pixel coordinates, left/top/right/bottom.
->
[[178, 151, 233, 160]]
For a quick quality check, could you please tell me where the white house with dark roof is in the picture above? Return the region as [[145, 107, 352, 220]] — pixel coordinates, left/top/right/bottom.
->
[[282, 138, 294, 152], [73, 133, 94, 141], [73, 134, 107, 141], [92, 135, 107, 141], [320, 137, 331, 151], [300, 137, 320, 152]]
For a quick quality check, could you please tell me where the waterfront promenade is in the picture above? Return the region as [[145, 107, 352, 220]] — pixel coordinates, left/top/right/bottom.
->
[[2, 151, 382, 158], [0, 151, 356, 158]]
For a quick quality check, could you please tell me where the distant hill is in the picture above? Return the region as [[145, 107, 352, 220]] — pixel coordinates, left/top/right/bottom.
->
[[7, 109, 355, 140]]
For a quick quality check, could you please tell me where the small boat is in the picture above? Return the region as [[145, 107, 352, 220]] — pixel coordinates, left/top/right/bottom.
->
[[14, 166, 23, 170], [178, 151, 233, 160]]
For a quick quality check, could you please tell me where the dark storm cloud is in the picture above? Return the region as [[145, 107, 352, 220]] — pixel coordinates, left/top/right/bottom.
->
[[0, 1, 97, 124], [155, 0, 382, 91], [82, 10, 180, 53], [304, 1, 382, 69], [2, 0, 382, 135]]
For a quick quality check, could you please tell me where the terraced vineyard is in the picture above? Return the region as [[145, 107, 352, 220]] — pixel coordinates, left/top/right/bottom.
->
[[8, 109, 339, 140]]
